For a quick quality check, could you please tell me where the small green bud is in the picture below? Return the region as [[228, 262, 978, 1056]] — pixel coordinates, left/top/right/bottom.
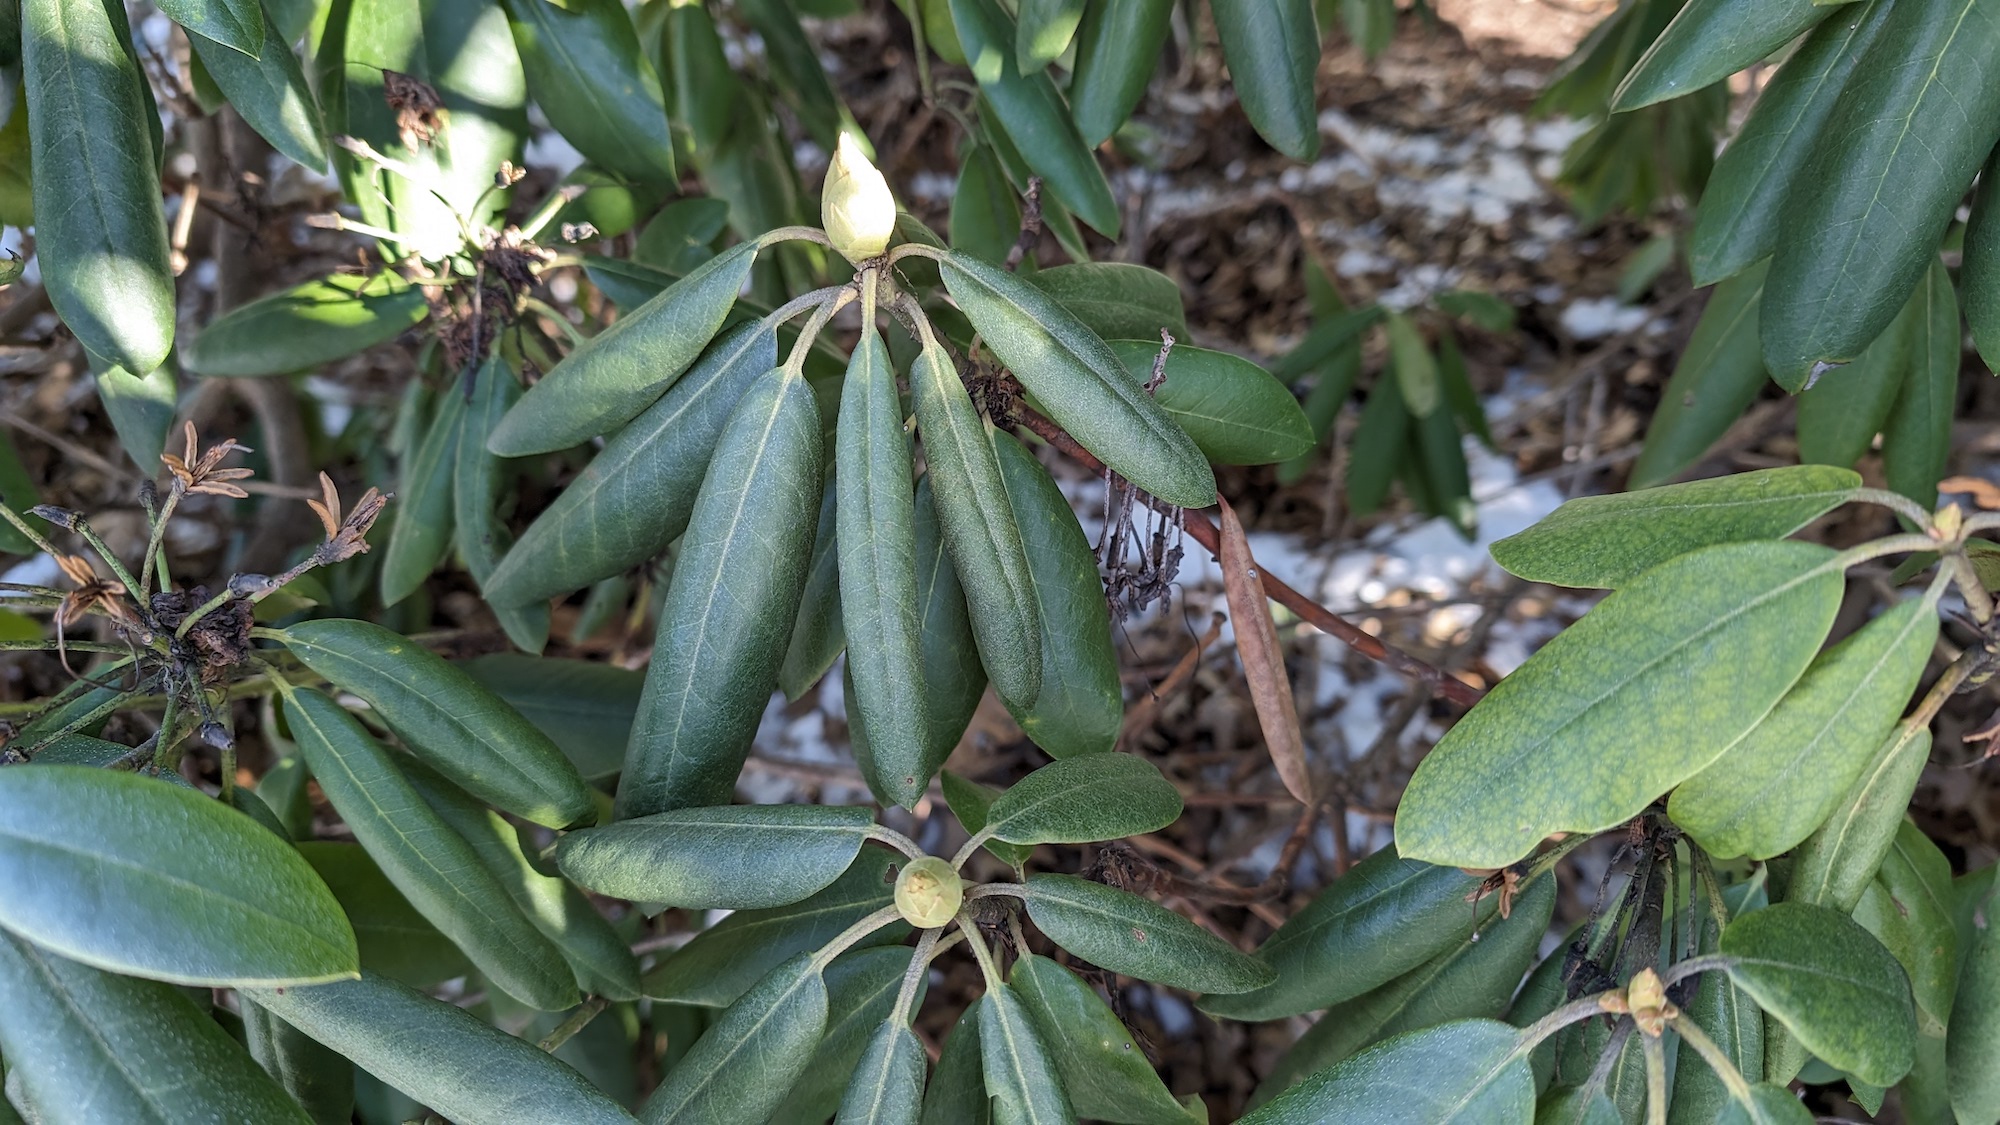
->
[[893, 856, 963, 929]]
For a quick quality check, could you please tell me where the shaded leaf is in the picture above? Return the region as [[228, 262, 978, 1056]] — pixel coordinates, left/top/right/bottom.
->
[[1067, 0, 1174, 147], [188, 9, 327, 170], [1209, 0, 1321, 160], [1012, 953, 1202, 1124], [500, 0, 675, 183], [1238, 1020, 1533, 1125], [837, 1018, 927, 1125], [380, 374, 466, 607], [1629, 262, 1771, 485], [641, 953, 829, 1124], [294, 841, 468, 990], [779, 472, 845, 701], [1720, 901, 1917, 1086], [1788, 725, 1932, 914], [459, 654, 641, 783], [1218, 496, 1308, 802], [980, 981, 1075, 1125], [557, 804, 873, 910], [1022, 873, 1276, 993], [940, 771, 1036, 869], [1880, 255, 1960, 510], [771, 945, 925, 1121], [1028, 263, 1188, 342]]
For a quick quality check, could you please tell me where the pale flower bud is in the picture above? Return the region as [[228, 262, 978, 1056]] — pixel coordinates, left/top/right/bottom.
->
[[822, 133, 895, 265]]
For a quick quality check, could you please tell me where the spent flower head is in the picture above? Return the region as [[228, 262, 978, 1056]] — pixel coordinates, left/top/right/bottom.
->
[[161, 422, 254, 499], [306, 472, 390, 564]]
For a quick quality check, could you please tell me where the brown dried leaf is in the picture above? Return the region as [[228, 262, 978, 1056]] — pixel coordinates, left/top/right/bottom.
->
[[1217, 496, 1311, 803], [1941, 476, 2000, 511]]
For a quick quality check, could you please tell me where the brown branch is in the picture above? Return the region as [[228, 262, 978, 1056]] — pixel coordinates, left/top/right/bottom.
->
[[1014, 408, 1486, 708]]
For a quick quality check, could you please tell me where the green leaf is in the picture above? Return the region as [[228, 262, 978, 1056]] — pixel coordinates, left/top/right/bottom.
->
[[950, 143, 1021, 266], [1028, 263, 1189, 343], [911, 474, 989, 764], [737, 0, 847, 148], [0, 432, 47, 555], [416, 0, 530, 233], [500, 0, 674, 183], [239, 995, 356, 1125], [1346, 367, 1410, 516], [1539, 1087, 1620, 1125], [780, 471, 846, 701], [641, 848, 907, 1007], [1967, 146, 2000, 372], [459, 654, 640, 783], [1612, 0, 1828, 111], [838, 1018, 928, 1125], [1238, 1020, 1533, 1124], [642, 953, 829, 1124], [158, 0, 263, 55], [381, 374, 466, 607], [1758, 0, 2000, 388], [1788, 725, 1932, 914], [0, 932, 312, 1124], [975, 92, 1093, 261], [1022, 873, 1277, 993], [980, 980, 1076, 1125], [909, 325, 1044, 711], [557, 804, 872, 909], [281, 618, 594, 829], [1013, 953, 1207, 1124], [24, 0, 175, 374], [636, 197, 729, 274], [294, 841, 469, 990], [1668, 888, 1764, 1124], [1720, 901, 1917, 1086], [1199, 845, 1483, 1022], [922, 1001, 990, 1125], [1274, 306, 1385, 381], [183, 272, 427, 376], [949, 0, 1120, 235], [1880, 255, 1959, 510], [616, 368, 823, 817], [1414, 384, 1475, 536], [1689, 0, 1896, 287], [484, 323, 775, 607], [838, 324, 933, 807], [1797, 282, 1916, 468], [1067, 0, 1175, 146], [454, 356, 550, 653], [1617, 235, 1678, 304], [489, 241, 758, 455], [1209, 0, 1321, 160], [245, 971, 631, 1125], [1106, 340, 1314, 466], [281, 688, 579, 1011], [1853, 820, 1958, 1035], [187, 10, 327, 170], [1433, 289, 1515, 333], [940, 771, 1036, 868], [398, 759, 639, 1000], [985, 753, 1182, 844], [1253, 873, 1553, 1105], [0, 765, 356, 987], [989, 428, 1123, 757], [96, 363, 176, 471], [770, 945, 925, 1121], [1397, 539, 1844, 869], [1384, 312, 1440, 418], [1015, 0, 1084, 72], [942, 251, 1216, 507], [1629, 262, 1771, 485], [1669, 598, 1936, 859], [1949, 866, 2000, 1123]]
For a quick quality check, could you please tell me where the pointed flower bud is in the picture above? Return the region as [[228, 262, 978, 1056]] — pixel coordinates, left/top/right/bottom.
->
[[822, 133, 895, 265]]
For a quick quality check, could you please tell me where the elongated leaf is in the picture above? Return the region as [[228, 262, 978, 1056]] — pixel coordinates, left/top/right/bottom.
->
[[642, 848, 907, 1007], [281, 618, 594, 829], [1068, 0, 1174, 146], [1219, 496, 1308, 801], [986, 753, 1181, 844], [398, 759, 638, 1000], [1023, 873, 1276, 993], [1239, 1020, 1533, 1125], [1759, 0, 2000, 388], [420, 0, 530, 232], [908, 327, 1043, 710], [1013, 953, 1206, 1124], [1414, 386, 1475, 535], [1968, 147, 2000, 372], [780, 472, 845, 700], [837, 1018, 927, 1125], [1200, 846, 1482, 1021], [737, 0, 846, 147], [942, 251, 1215, 507], [922, 1002, 989, 1125], [24, 0, 175, 374], [1789, 726, 1932, 914], [158, 0, 262, 56], [1854, 820, 1957, 1035], [0, 765, 355, 987], [1721, 901, 1916, 1086], [558, 804, 872, 909], [940, 771, 1036, 869], [490, 242, 758, 455], [186, 274, 428, 378], [950, 0, 1120, 235], [501, 0, 673, 182], [980, 981, 1075, 1125], [0, 932, 311, 1125], [485, 324, 775, 607], [771, 946, 925, 1120], [1014, 0, 1084, 72], [617, 368, 823, 817], [1950, 866, 2000, 1123], [294, 841, 468, 989], [454, 356, 550, 652], [281, 688, 579, 1011], [990, 429, 1122, 758], [839, 323, 933, 805], [1274, 306, 1385, 382], [381, 376, 466, 606], [1669, 598, 1935, 859], [1397, 540, 1843, 869], [1880, 256, 1959, 509], [460, 654, 640, 782], [1346, 367, 1409, 516], [1385, 311, 1439, 417], [950, 143, 1021, 265], [1106, 340, 1314, 466], [975, 91, 1093, 261], [1209, 0, 1320, 160], [636, 198, 729, 273], [1028, 263, 1188, 342], [642, 953, 829, 1124], [1613, 0, 1828, 111], [1797, 282, 1916, 468], [1667, 887, 1764, 1124], [97, 363, 175, 471], [1629, 262, 1772, 484], [911, 474, 988, 762], [1254, 872, 1554, 1103], [239, 997, 355, 1125], [245, 971, 631, 1125], [188, 9, 326, 170]]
